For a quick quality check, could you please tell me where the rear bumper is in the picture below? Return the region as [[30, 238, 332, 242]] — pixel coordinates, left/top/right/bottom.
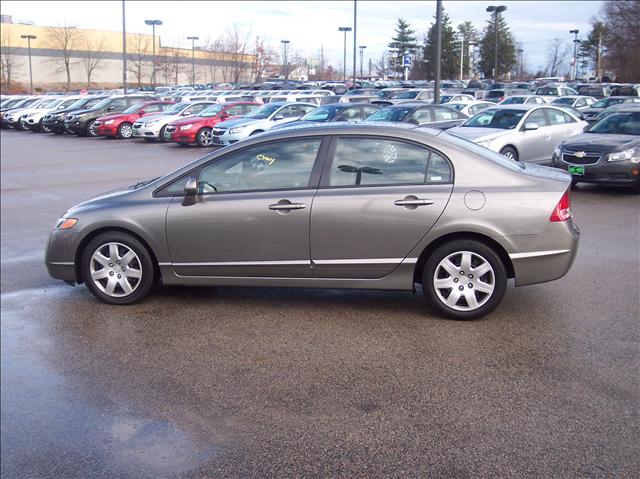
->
[[506, 220, 580, 286]]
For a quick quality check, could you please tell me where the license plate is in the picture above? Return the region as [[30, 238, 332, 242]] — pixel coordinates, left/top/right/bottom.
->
[[164, 131, 172, 139], [568, 165, 585, 175]]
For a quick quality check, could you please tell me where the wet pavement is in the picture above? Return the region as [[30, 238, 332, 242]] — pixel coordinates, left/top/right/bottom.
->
[[1, 130, 639, 478]]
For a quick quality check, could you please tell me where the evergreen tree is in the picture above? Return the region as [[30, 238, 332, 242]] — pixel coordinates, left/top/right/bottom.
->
[[457, 21, 479, 78], [579, 21, 607, 78], [478, 11, 516, 79], [423, 11, 461, 80], [388, 18, 418, 77]]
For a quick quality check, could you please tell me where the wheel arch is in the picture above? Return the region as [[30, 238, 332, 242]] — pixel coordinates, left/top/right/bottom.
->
[[413, 231, 515, 284], [500, 144, 519, 159], [74, 226, 161, 284]]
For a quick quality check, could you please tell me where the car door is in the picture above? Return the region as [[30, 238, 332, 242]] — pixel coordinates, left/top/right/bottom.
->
[[517, 108, 552, 163], [546, 108, 583, 154], [271, 104, 304, 126], [164, 137, 327, 278], [431, 106, 466, 129], [310, 136, 453, 279], [405, 107, 433, 125]]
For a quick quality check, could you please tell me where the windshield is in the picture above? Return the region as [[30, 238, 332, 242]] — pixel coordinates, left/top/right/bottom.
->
[[448, 103, 466, 111], [593, 98, 624, 108], [440, 95, 454, 103], [300, 106, 339, 121], [59, 98, 80, 109], [589, 112, 640, 135], [394, 91, 419, 99], [366, 107, 414, 122], [90, 98, 113, 110], [158, 103, 186, 115], [501, 97, 526, 104], [551, 97, 576, 105], [38, 99, 61, 109], [200, 104, 226, 117], [536, 87, 559, 95], [464, 108, 526, 129], [122, 103, 146, 114], [244, 104, 280, 119]]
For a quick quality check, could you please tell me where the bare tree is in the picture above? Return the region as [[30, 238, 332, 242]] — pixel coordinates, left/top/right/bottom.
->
[[252, 36, 278, 82], [128, 33, 150, 88], [201, 34, 225, 83], [1, 25, 23, 90], [157, 47, 173, 85], [225, 24, 251, 83], [546, 38, 570, 77], [79, 33, 110, 87], [46, 22, 82, 91]]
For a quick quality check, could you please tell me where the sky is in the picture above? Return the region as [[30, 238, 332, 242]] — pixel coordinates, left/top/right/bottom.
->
[[2, 0, 603, 74]]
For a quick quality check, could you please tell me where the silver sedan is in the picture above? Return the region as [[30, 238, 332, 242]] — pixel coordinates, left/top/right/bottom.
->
[[46, 123, 579, 320], [448, 104, 588, 163]]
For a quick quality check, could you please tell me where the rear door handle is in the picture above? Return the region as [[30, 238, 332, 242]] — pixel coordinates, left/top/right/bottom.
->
[[394, 198, 434, 206], [268, 202, 306, 211]]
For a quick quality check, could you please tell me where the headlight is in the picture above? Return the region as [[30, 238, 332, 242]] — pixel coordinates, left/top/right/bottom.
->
[[477, 139, 493, 148], [229, 126, 245, 134], [554, 145, 562, 158], [76, 113, 86, 119], [55, 218, 78, 230], [104, 119, 115, 125], [608, 148, 639, 163], [179, 124, 193, 130]]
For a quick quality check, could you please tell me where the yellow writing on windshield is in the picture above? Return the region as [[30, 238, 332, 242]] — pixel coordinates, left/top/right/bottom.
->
[[256, 154, 276, 165]]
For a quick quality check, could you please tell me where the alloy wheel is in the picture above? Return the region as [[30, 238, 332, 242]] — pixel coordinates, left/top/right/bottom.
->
[[89, 242, 142, 297], [433, 251, 495, 311], [120, 123, 133, 138], [198, 129, 212, 146], [88, 121, 98, 136]]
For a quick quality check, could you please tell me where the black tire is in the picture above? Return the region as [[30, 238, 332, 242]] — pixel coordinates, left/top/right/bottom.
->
[[117, 122, 133, 139], [570, 177, 579, 189], [81, 231, 156, 305], [195, 127, 213, 147], [86, 120, 99, 137], [422, 239, 507, 320], [500, 146, 519, 161], [159, 125, 168, 142]]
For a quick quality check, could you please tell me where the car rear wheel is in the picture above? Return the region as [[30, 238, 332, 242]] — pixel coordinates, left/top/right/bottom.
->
[[118, 122, 133, 139], [422, 240, 507, 320], [196, 128, 213, 147], [81, 232, 155, 305], [159, 125, 168, 142], [86, 120, 99, 137], [500, 146, 519, 161]]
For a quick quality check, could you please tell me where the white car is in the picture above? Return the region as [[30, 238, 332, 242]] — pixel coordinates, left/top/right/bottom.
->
[[499, 95, 549, 106], [550, 95, 597, 110], [446, 100, 495, 117], [438, 94, 476, 104], [22, 96, 83, 132], [210, 102, 317, 145], [4, 97, 58, 130], [449, 104, 588, 164], [132, 101, 215, 141]]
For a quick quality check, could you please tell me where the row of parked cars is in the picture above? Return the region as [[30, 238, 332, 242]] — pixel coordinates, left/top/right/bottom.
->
[[2, 87, 638, 192]]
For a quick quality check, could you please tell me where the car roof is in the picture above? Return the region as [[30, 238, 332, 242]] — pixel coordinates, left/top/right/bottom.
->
[[257, 121, 437, 138]]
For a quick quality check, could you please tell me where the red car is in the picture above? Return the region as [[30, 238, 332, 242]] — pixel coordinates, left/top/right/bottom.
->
[[167, 102, 259, 146], [94, 101, 174, 139]]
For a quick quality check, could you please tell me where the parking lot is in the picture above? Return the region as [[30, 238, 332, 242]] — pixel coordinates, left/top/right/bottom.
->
[[1, 130, 638, 477]]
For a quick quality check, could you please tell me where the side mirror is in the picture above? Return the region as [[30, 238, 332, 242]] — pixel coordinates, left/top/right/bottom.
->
[[184, 177, 198, 196], [219, 113, 229, 119], [273, 114, 285, 121], [107, 106, 115, 111], [138, 110, 146, 115], [523, 122, 539, 131]]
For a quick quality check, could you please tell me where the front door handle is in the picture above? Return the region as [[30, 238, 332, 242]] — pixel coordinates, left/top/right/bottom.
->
[[394, 197, 434, 207], [268, 202, 306, 211]]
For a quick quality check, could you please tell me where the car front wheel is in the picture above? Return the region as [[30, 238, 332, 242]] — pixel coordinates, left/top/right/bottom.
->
[[422, 240, 507, 320], [500, 146, 519, 161], [81, 232, 155, 305], [196, 128, 213, 147], [86, 120, 99, 137]]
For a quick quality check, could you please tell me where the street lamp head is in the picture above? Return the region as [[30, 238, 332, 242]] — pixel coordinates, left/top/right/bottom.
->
[[281, 40, 290, 44], [187, 36, 199, 41], [359, 45, 367, 50], [145, 19, 163, 26], [21, 34, 37, 40], [570, 29, 579, 34], [338, 27, 352, 32], [487, 5, 507, 13]]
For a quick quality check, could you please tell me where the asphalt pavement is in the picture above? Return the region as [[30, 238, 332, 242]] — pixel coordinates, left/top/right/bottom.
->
[[1, 129, 638, 478]]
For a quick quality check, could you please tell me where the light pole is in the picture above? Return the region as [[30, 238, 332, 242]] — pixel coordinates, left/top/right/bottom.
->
[[338, 27, 352, 82], [517, 48, 524, 80], [280, 40, 290, 80], [434, 0, 442, 104], [20, 34, 36, 94], [459, 37, 464, 81], [570, 29, 579, 81], [486, 5, 506, 81], [145, 19, 162, 85], [359, 45, 367, 80], [468, 41, 477, 79], [187, 36, 199, 84], [352, 0, 357, 85], [122, 0, 127, 94]]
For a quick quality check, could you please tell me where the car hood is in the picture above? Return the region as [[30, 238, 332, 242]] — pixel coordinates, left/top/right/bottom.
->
[[448, 126, 508, 142], [67, 178, 160, 214], [216, 117, 261, 129], [560, 133, 640, 152]]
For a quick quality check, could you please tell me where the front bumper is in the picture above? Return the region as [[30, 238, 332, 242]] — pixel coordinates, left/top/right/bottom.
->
[[132, 123, 163, 138], [64, 119, 89, 134], [210, 129, 244, 145], [45, 229, 79, 284], [553, 153, 640, 186], [95, 123, 119, 136], [43, 118, 66, 132], [172, 130, 197, 144]]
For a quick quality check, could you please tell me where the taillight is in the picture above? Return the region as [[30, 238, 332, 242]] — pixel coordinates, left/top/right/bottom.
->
[[550, 190, 571, 222]]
